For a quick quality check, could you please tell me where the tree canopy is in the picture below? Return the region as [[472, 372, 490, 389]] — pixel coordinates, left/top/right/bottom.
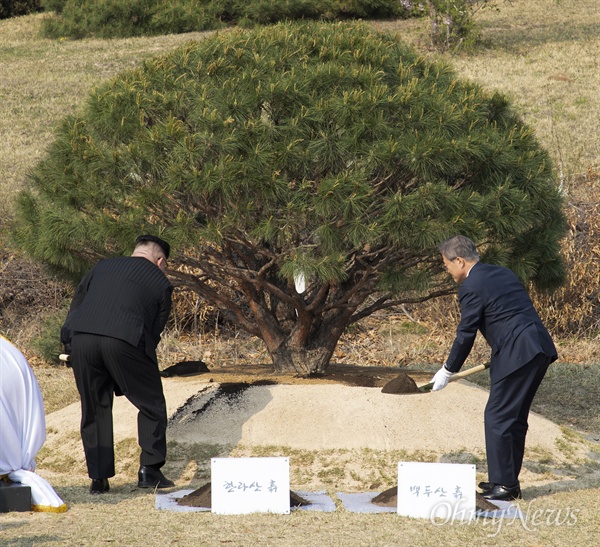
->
[[13, 21, 567, 373]]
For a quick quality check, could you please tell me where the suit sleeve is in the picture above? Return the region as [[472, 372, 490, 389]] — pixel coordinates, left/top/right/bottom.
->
[[148, 285, 173, 350], [60, 268, 94, 346], [445, 288, 484, 373]]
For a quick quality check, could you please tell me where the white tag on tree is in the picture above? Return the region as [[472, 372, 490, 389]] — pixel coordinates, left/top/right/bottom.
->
[[211, 457, 290, 514], [397, 462, 476, 521], [293, 271, 306, 293]]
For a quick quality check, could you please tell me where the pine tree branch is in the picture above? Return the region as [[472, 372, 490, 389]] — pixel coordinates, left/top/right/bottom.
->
[[349, 285, 456, 324], [169, 269, 262, 336]]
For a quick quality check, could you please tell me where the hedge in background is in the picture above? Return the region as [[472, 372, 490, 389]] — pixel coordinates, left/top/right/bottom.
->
[[41, 0, 415, 39], [1, 0, 42, 19]]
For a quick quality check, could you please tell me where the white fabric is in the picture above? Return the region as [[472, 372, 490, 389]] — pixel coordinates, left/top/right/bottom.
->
[[0, 336, 66, 511], [336, 492, 396, 513]]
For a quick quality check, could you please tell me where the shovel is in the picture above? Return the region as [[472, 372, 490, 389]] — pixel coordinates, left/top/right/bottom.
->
[[381, 362, 490, 394], [417, 362, 490, 392]]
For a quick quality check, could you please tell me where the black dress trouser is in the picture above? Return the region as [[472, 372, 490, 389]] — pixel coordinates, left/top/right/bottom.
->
[[484, 353, 552, 487], [71, 333, 167, 479]]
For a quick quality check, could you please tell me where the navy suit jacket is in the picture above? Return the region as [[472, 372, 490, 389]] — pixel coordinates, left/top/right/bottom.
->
[[445, 262, 557, 384], [61, 256, 173, 363]]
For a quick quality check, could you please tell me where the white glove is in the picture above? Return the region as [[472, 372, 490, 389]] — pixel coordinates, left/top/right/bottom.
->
[[431, 365, 453, 391]]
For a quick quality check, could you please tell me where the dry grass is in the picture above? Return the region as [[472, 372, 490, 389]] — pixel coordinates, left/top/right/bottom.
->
[[0, 474, 599, 546], [374, 0, 600, 183], [2, 3, 600, 544], [0, 14, 216, 220], [1, 495, 597, 546]]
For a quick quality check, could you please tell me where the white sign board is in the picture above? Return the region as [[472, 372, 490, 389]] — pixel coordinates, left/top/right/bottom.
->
[[211, 457, 290, 515], [397, 462, 476, 521]]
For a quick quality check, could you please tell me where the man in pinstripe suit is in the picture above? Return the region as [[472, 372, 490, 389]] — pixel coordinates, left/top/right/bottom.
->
[[61, 235, 174, 494]]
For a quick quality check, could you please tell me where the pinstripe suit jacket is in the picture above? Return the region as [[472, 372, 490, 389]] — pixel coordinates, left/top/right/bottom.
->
[[444, 262, 557, 384], [61, 256, 172, 363]]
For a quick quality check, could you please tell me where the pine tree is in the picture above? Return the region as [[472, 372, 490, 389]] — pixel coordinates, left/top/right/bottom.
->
[[13, 21, 567, 373]]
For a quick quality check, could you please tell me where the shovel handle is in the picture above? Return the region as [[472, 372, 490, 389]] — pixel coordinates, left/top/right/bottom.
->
[[419, 362, 490, 392]]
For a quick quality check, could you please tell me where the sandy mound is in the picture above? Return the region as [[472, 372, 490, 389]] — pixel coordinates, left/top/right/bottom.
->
[[45, 374, 570, 457], [166, 380, 566, 453]]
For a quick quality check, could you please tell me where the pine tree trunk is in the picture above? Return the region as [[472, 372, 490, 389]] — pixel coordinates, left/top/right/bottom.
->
[[268, 343, 337, 375], [259, 312, 349, 375]]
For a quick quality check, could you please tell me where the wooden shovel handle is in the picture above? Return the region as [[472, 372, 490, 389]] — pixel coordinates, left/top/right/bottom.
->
[[419, 362, 490, 392], [448, 361, 490, 382]]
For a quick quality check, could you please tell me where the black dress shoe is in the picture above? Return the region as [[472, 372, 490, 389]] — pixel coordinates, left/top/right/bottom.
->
[[478, 481, 494, 491], [138, 466, 175, 489], [481, 484, 521, 501], [90, 478, 110, 494]]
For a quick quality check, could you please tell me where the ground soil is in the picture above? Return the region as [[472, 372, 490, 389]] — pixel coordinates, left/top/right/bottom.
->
[[188, 361, 434, 389]]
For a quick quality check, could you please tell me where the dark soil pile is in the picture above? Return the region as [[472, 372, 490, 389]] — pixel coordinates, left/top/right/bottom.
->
[[177, 482, 311, 509], [372, 486, 501, 512], [159, 360, 210, 377], [178, 482, 212, 507], [380, 373, 420, 394]]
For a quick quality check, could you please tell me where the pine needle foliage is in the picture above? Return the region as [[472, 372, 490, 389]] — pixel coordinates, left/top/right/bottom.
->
[[13, 21, 567, 373]]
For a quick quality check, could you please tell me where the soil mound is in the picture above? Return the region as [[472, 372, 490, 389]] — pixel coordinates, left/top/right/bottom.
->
[[372, 485, 501, 512], [177, 482, 310, 509]]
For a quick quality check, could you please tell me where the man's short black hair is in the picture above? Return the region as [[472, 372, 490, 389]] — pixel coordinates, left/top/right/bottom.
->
[[135, 234, 170, 259]]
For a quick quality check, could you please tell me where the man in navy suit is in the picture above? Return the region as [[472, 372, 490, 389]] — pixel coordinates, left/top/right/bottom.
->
[[431, 235, 557, 501], [61, 235, 174, 494]]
